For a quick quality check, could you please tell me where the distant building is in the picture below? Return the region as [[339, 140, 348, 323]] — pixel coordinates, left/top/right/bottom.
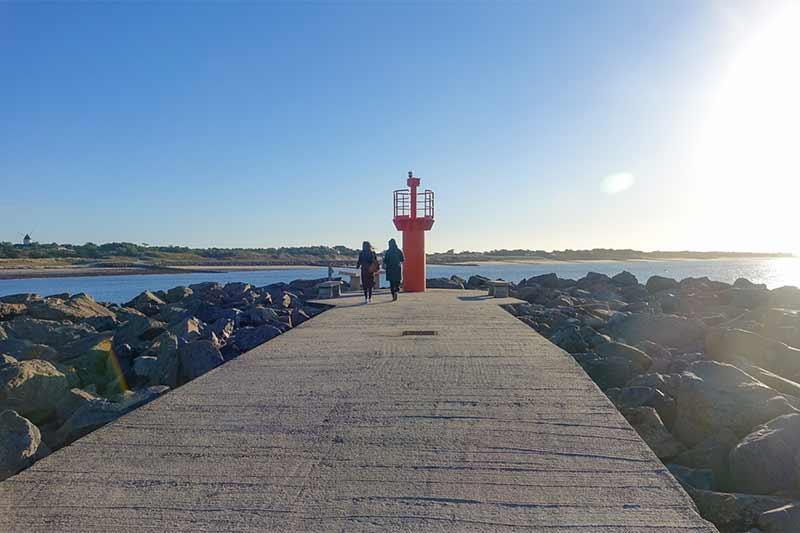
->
[[23, 234, 31, 247]]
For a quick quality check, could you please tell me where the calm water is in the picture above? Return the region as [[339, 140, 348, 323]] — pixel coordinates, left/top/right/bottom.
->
[[1, 258, 799, 304]]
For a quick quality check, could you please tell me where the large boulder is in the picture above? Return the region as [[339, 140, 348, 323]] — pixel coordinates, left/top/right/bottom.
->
[[164, 286, 193, 304], [28, 294, 116, 323], [595, 341, 652, 373], [610, 314, 707, 352], [0, 294, 41, 305], [151, 333, 180, 387], [671, 361, 799, 447], [55, 388, 100, 423], [231, 325, 282, 353], [0, 338, 59, 362], [706, 328, 800, 379], [688, 488, 791, 532], [573, 353, 640, 390], [0, 410, 41, 480], [621, 407, 685, 460], [646, 275, 679, 293], [55, 386, 167, 445], [728, 413, 800, 495], [672, 428, 739, 486], [167, 317, 205, 343], [611, 271, 638, 287], [770, 286, 800, 310], [0, 359, 69, 423], [178, 340, 223, 382], [124, 291, 166, 317], [4, 316, 96, 347], [113, 316, 166, 352]]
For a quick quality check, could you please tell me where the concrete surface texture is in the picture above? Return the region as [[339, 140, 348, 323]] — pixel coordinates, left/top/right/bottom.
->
[[0, 289, 716, 532]]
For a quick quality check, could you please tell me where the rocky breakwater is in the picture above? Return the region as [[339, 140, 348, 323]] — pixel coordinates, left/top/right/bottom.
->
[[0, 278, 327, 480], [495, 271, 800, 532]]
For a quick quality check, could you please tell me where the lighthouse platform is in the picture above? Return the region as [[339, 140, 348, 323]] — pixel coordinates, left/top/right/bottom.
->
[[0, 290, 715, 532]]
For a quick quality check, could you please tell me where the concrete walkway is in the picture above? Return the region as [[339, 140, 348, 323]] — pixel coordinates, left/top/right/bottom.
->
[[0, 290, 715, 532]]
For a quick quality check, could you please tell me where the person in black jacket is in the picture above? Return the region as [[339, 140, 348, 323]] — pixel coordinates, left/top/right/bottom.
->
[[356, 241, 379, 303], [383, 238, 404, 301]]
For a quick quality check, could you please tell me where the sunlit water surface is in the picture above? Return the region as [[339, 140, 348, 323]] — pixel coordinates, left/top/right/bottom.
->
[[1, 257, 798, 304]]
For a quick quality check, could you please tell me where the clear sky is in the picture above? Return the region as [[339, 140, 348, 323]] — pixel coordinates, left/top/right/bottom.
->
[[2, 1, 798, 253]]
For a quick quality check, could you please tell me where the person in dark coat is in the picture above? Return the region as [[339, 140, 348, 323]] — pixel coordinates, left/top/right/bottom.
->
[[356, 241, 379, 303], [383, 238, 404, 301]]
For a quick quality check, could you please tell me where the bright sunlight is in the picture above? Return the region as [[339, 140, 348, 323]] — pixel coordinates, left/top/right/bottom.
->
[[694, 3, 800, 252]]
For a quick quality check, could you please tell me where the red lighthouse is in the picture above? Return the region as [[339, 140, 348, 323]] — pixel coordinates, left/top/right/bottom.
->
[[393, 171, 435, 292]]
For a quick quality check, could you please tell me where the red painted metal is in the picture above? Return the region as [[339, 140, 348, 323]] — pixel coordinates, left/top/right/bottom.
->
[[393, 171, 435, 292]]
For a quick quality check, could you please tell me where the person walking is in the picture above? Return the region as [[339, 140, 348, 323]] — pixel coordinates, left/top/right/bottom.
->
[[383, 238, 404, 301], [356, 241, 379, 303]]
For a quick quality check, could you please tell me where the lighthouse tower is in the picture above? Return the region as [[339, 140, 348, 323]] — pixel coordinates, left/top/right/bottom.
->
[[393, 171, 435, 292]]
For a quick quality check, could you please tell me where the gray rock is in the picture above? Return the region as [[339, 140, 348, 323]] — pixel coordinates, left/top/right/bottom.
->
[[55, 388, 100, 422], [165, 286, 193, 304], [614, 386, 676, 428], [611, 271, 638, 286], [0, 410, 41, 480], [688, 488, 791, 533], [0, 359, 69, 423], [729, 413, 800, 495], [152, 333, 180, 387], [595, 341, 652, 372], [769, 286, 800, 310], [178, 340, 223, 382], [706, 328, 800, 379], [113, 316, 167, 352], [55, 386, 167, 445], [241, 305, 280, 327], [551, 325, 588, 353], [667, 463, 714, 491], [673, 428, 738, 486], [124, 291, 166, 317], [5, 316, 96, 347], [0, 338, 59, 362], [167, 317, 205, 343], [232, 325, 282, 352], [573, 353, 639, 390], [155, 304, 192, 325], [0, 294, 41, 305], [28, 294, 116, 323], [672, 361, 799, 447], [646, 275, 679, 293], [132, 356, 159, 382], [610, 313, 707, 352], [621, 406, 685, 460]]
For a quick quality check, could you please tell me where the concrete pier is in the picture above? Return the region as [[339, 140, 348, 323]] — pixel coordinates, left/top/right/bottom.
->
[[0, 290, 715, 532]]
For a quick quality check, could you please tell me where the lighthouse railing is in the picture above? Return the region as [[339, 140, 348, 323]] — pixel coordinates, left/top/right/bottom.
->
[[394, 189, 434, 219]]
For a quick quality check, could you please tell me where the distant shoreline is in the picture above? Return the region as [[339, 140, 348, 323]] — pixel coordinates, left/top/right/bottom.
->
[[0, 264, 323, 281]]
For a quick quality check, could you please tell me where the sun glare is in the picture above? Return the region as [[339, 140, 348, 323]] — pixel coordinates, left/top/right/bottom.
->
[[694, 4, 800, 252]]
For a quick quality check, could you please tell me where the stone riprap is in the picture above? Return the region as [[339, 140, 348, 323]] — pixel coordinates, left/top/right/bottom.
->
[[0, 279, 327, 480]]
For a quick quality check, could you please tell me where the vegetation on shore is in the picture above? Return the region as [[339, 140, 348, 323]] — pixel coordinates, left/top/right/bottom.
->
[[428, 248, 792, 263], [0, 241, 791, 271]]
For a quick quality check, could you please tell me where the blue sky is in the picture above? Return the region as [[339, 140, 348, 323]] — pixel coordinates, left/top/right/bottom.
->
[[2, 1, 796, 252]]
